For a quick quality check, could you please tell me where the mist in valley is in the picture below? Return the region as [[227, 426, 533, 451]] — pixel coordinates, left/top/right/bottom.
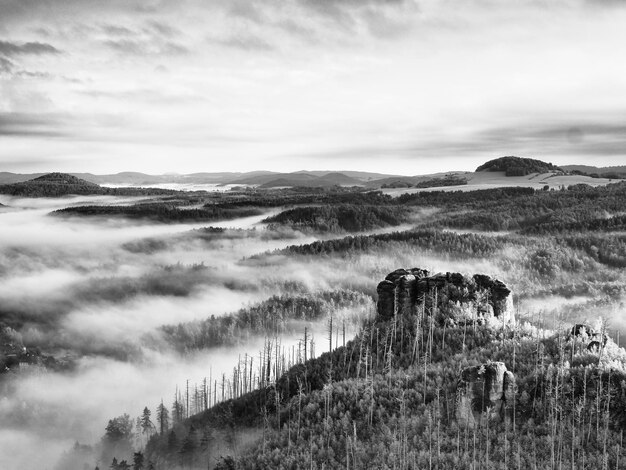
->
[[0, 195, 374, 469], [2, 188, 626, 469]]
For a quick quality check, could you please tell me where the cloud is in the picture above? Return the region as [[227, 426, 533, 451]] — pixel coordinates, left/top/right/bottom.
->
[[146, 20, 179, 38], [0, 56, 14, 74], [101, 22, 188, 56], [101, 24, 135, 37], [215, 33, 274, 51], [0, 112, 67, 137], [103, 37, 188, 55], [0, 40, 60, 56], [461, 121, 626, 157]]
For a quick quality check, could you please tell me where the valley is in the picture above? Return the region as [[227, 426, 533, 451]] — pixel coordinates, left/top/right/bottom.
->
[[1, 157, 625, 469]]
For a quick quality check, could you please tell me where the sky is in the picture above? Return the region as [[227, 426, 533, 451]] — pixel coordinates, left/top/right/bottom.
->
[[0, 0, 625, 175]]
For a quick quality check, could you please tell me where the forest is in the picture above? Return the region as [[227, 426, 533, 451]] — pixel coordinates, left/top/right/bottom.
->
[[159, 291, 372, 353], [3, 166, 626, 470], [263, 205, 412, 233], [53, 203, 263, 223], [81, 288, 626, 470]]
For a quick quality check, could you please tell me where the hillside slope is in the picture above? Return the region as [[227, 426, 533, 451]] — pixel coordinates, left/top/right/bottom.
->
[[94, 268, 626, 470]]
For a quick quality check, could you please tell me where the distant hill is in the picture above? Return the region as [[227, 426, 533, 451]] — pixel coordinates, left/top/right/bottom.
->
[[258, 172, 362, 188], [562, 165, 626, 173], [32, 172, 101, 187], [476, 156, 562, 176], [366, 172, 468, 189], [0, 172, 46, 184], [0, 172, 176, 197], [0, 170, 403, 188], [561, 165, 626, 179], [0, 172, 103, 197]]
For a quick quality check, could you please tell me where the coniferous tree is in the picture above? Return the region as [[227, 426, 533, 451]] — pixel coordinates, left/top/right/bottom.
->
[[132, 452, 144, 470], [156, 400, 170, 435], [172, 395, 185, 426], [140, 407, 154, 436], [179, 430, 197, 467], [167, 429, 179, 453], [102, 414, 133, 466]]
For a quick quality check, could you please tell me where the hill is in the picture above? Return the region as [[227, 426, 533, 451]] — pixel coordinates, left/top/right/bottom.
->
[[0, 172, 177, 197], [561, 165, 626, 179], [476, 156, 562, 176], [263, 204, 413, 232], [562, 164, 626, 173], [235, 172, 363, 188], [82, 266, 626, 470]]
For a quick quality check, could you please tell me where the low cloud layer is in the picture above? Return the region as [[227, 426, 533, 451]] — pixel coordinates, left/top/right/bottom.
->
[[0, 197, 322, 469]]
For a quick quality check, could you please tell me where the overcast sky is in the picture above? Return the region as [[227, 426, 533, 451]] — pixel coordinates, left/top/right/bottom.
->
[[0, 0, 625, 175]]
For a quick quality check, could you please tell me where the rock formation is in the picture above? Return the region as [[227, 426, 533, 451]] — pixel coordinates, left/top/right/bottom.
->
[[376, 268, 514, 325], [456, 361, 516, 428], [569, 323, 608, 353]]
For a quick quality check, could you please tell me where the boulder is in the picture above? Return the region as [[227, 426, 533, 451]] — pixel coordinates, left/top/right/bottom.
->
[[456, 361, 515, 428], [568, 324, 608, 353], [587, 341, 601, 352]]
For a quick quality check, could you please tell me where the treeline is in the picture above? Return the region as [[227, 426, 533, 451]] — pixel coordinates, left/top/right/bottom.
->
[[213, 188, 393, 209], [403, 182, 626, 234], [570, 169, 626, 179], [263, 204, 412, 233], [381, 176, 467, 189], [396, 186, 535, 207], [277, 226, 626, 281], [52, 203, 262, 223], [0, 178, 177, 197], [275, 229, 509, 258], [414, 176, 467, 188], [522, 214, 626, 235], [159, 290, 373, 353], [561, 234, 626, 268]]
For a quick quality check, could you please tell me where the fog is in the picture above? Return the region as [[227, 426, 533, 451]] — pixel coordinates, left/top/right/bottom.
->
[[4, 194, 621, 469], [0, 195, 368, 470]]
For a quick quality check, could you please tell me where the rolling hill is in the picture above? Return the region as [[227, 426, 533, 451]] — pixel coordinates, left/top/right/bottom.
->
[[0, 172, 176, 197], [476, 156, 562, 175]]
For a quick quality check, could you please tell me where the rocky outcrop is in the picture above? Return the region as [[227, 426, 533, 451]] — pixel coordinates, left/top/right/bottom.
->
[[376, 268, 514, 325], [376, 268, 429, 320], [569, 324, 608, 353], [456, 361, 516, 428]]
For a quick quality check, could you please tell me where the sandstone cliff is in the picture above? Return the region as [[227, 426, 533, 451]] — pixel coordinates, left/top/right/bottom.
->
[[376, 268, 514, 325], [456, 361, 516, 428]]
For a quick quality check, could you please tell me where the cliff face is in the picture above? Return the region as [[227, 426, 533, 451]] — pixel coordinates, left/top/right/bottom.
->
[[456, 362, 516, 428], [376, 268, 514, 325]]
